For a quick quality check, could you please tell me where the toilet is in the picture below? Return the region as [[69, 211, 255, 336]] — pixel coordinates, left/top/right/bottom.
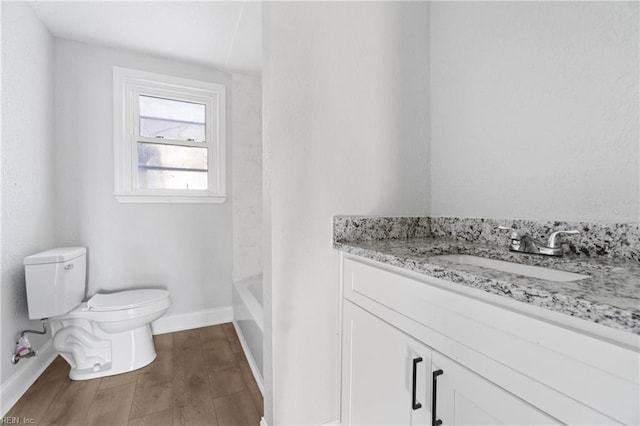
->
[[23, 247, 170, 380]]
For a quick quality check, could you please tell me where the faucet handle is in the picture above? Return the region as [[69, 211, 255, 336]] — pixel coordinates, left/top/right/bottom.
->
[[547, 230, 580, 248], [497, 226, 521, 240]]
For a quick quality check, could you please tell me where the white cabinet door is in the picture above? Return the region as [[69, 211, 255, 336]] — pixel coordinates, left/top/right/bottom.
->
[[342, 301, 432, 425], [432, 352, 561, 425]]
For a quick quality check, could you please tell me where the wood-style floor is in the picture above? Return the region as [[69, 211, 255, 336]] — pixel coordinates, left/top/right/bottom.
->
[[7, 323, 263, 426]]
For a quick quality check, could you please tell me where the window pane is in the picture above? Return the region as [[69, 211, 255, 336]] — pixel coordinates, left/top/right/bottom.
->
[[139, 95, 206, 142], [137, 142, 208, 190], [138, 169, 208, 190]]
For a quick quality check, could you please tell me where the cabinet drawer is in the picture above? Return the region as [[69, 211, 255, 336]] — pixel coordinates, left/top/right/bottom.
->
[[342, 255, 638, 424]]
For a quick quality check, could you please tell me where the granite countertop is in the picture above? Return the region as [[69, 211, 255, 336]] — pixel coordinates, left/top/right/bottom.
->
[[335, 237, 640, 336]]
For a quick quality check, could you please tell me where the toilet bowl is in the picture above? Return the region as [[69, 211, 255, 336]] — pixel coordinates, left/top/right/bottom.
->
[[24, 247, 171, 380], [51, 289, 170, 380]]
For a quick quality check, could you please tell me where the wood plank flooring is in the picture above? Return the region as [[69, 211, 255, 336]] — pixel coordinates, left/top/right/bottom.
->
[[7, 323, 263, 426]]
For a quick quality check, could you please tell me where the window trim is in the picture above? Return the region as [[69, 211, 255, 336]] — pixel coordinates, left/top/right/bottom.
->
[[113, 67, 226, 204]]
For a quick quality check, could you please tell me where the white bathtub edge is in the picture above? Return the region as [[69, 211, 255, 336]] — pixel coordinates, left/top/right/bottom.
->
[[233, 319, 264, 395], [235, 276, 264, 331]]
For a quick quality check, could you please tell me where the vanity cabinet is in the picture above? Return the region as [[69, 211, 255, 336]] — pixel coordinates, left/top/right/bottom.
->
[[340, 254, 639, 425], [342, 301, 559, 425]]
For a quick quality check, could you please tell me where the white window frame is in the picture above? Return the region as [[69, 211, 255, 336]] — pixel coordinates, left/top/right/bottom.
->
[[113, 67, 226, 203]]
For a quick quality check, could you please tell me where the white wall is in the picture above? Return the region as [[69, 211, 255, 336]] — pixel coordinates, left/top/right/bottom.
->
[[232, 73, 262, 281], [53, 39, 234, 321], [263, 2, 430, 424], [1, 0, 55, 400], [430, 1, 640, 223]]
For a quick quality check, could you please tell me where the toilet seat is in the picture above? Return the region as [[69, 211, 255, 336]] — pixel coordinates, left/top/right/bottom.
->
[[56, 289, 170, 323], [88, 289, 169, 311]]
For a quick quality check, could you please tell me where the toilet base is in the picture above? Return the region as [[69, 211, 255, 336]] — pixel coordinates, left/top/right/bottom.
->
[[59, 324, 158, 380]]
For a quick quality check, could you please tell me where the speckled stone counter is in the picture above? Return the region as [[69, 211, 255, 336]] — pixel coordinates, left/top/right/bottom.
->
[[334, 216, 640, 335]]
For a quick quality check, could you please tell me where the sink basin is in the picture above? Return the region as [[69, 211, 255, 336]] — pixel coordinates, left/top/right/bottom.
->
[[435, 255, 590, 282]]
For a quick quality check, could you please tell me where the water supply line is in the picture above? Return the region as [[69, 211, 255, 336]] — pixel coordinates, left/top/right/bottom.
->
[[11, 319, 48, 364]]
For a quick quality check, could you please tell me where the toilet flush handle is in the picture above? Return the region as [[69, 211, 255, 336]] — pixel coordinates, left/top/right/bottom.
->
[[64, 264, 74, 270]]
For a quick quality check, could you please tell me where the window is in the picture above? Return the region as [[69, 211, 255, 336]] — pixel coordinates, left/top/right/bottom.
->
[[113, 67, 226, 203]]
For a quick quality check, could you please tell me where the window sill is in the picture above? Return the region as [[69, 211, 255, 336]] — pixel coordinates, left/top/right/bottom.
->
[[115, 193, 227, 204]]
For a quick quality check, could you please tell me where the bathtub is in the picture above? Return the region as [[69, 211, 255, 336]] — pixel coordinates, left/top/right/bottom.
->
[[232, 274, 263, 392]]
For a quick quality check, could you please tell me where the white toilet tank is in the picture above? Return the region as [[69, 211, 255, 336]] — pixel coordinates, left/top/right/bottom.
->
[[24, 247, 87, 320]]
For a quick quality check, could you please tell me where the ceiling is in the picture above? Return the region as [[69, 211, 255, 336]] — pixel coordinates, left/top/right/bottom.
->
[[29, 1, 262, 74]]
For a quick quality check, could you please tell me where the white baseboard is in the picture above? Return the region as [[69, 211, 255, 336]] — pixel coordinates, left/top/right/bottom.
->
[[232, 320, 264, 395], [260, 417, 268, 426], [151, 306, 233, 335], [0, 341, 57, 417]]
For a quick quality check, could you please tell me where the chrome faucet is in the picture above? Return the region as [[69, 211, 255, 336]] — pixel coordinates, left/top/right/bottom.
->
[[498, 226, 579, 257]]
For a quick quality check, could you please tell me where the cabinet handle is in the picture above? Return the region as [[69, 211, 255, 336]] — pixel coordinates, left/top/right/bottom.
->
[[432, 369, 443, 426], [412, 357, 423, 410]]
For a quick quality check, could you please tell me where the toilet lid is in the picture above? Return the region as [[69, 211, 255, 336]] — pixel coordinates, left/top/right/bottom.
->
[[87, 289, 169, 311]]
